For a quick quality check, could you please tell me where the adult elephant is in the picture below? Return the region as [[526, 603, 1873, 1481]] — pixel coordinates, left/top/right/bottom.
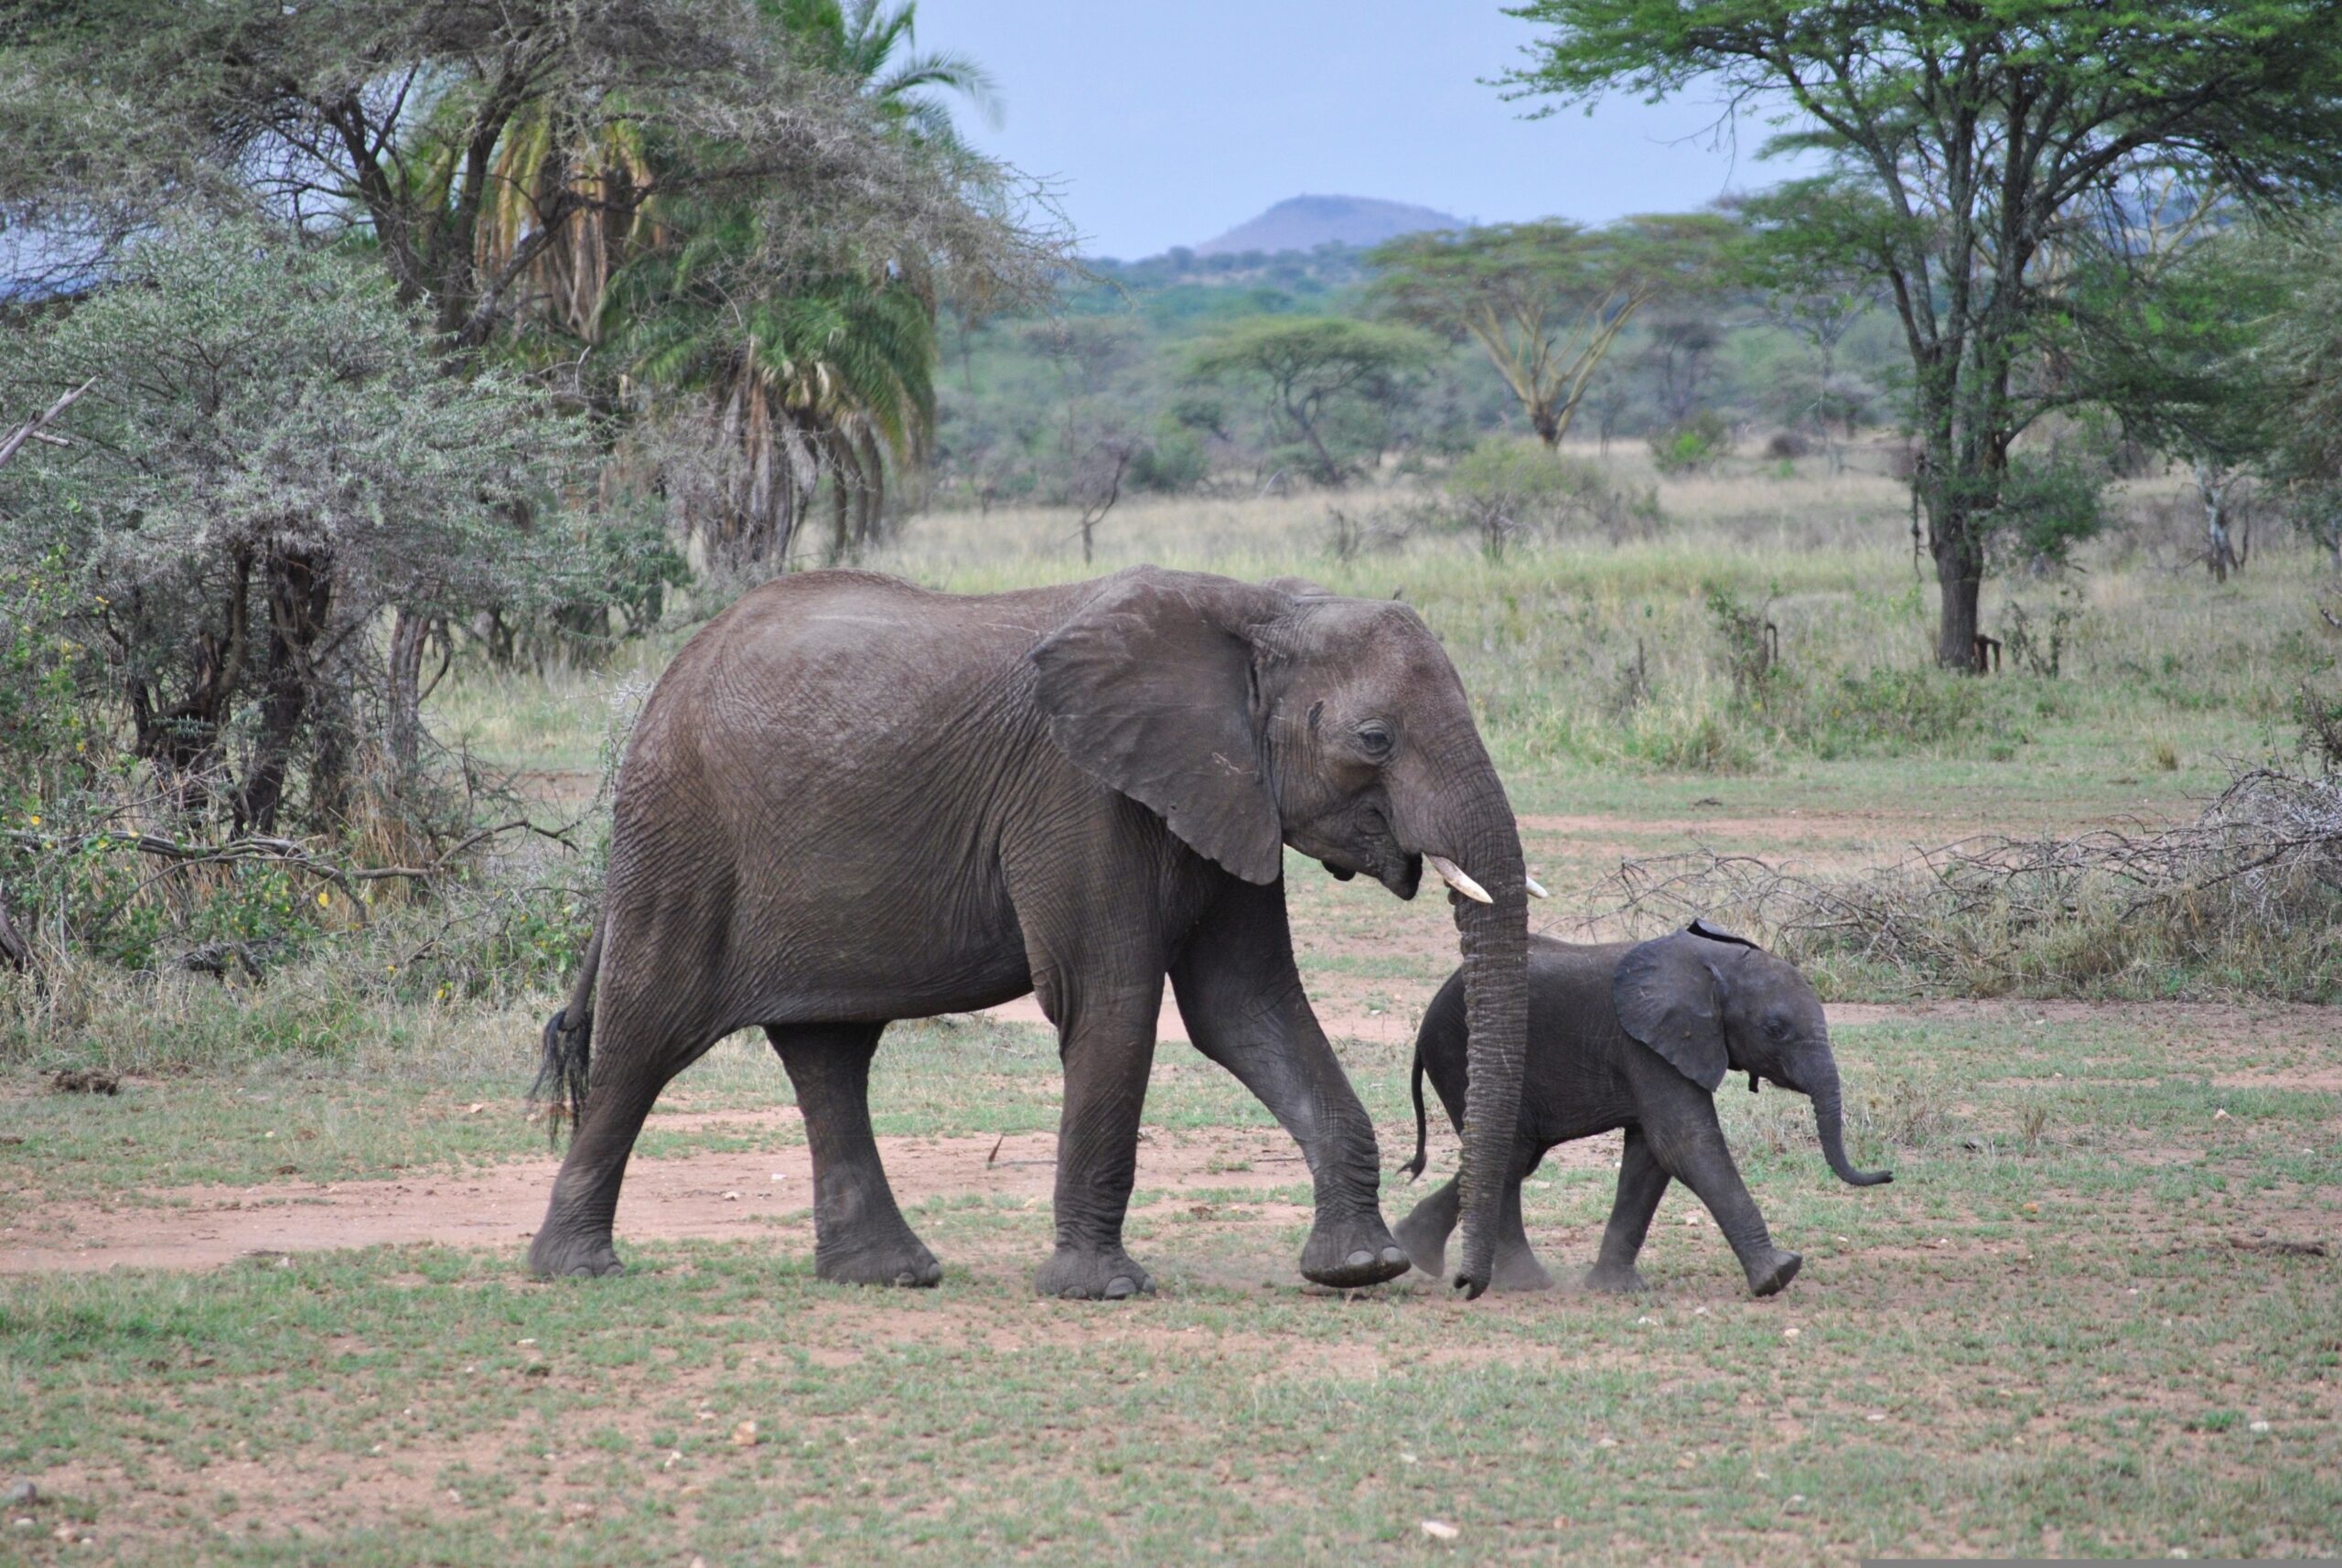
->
[[528, 565, 1531, 1299]]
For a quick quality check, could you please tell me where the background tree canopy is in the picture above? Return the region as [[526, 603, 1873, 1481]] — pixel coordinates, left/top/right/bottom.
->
[[1507, 0, 2342, 666]]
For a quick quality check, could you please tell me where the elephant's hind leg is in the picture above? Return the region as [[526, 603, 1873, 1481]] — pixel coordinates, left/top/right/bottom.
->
[[1393, 1176, 1459, 1279], [1489, 1165, 1554, 1293], [769, 1022, 941, 1288], [530, 998, 705, 1279], [1585, 1127, 1667, 1294]]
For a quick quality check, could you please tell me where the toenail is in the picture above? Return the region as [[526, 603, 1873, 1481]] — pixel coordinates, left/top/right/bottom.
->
[[1382, 1246, 1406, 1265], [1105, 1276, 1135, 1299], [1347, 1248, 1374, 1268]]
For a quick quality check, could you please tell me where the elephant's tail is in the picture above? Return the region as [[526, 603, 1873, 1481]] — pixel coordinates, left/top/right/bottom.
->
[[1402, 1039, 1431, 1181], [531, 919, 603, 1150]]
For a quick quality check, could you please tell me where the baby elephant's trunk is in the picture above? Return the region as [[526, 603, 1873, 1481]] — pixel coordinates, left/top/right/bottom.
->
[[1807, 1058, 1894, 1187]]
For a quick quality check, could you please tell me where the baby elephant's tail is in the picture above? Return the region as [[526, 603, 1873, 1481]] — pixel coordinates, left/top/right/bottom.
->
[[531, 920, 602, 1149], [1401, 1040, 1431, 1181]]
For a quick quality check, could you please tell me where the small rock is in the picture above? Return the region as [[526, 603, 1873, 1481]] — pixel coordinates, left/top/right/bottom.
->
[[1595, 1436, 1617, 1448], [1867, 1412, 1885, 1423], [2249, 1420, 2271, 1433], [2, 1483, 34, 1508], [12, 1518, 35, 1530], [722, 1191, 741, 1202], [1420, 1520, 1459, 1541], [1782, 1327, 1801, 1340], [1398, 1452, 1418, 1465], [731, 1421, 760, 1448]]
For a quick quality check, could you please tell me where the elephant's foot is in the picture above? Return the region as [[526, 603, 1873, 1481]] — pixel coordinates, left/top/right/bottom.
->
[[1391, 1206, 1450, 1279], [1745, 1247, 1802, 1298], [1299, 1213, 1411, 1289], [528, 1231, 625, 1281], [816, 1233, 943, 1289], [1490, 1245, 1556, 1294], [1582, 1260, 1649, 1294], [1036, 1245, 1155, 1301]]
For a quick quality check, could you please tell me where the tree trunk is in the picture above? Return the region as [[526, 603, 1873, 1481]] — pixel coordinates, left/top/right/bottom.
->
[[1931, 511, 1985, 671], [1531, 403, 1562, 447], [2195, 461, 2237, 582], [387, 608, 430, 773], [237, 548, 333, 834]]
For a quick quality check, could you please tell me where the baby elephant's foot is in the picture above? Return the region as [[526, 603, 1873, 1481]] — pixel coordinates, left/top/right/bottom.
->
[[1746, 1247, 1803, 1297], [1036, 1245, 1155, 1302], [1391, 1208, 1449, 1279], [1490, 1246, 1556, 1293], [1299, 1214, 1411, 1288], [1582, 1260, 1649, 1295], [817, 1234, 943, 1289]]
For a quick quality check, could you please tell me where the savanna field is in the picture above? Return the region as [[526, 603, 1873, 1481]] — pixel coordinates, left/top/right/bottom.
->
[[2, 451, 2337, 1564]]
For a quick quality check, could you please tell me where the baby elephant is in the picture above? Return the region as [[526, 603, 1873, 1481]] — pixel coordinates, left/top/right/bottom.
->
[[1395, 920, 1891, 1296]]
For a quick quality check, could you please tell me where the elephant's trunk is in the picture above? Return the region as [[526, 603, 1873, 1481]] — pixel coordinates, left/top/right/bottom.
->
[[1442, 793, 1530, 1299], [1806, 1057, 1894, 1187]]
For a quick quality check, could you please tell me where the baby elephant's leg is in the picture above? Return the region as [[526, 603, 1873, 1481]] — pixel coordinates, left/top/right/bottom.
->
[[1586, 1127, 1668, 1294], [1489, 1163, 1554, 1292], [1393, 1176, 1459, 1279]]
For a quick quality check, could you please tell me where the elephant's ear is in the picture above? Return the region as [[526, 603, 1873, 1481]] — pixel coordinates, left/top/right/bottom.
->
[[1031, 567, 1286, 885], [1613, 930, 1730, 1091]]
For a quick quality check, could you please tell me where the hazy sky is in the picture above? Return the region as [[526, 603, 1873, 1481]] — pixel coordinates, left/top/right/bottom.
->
[[914, 1, 1781, 260]]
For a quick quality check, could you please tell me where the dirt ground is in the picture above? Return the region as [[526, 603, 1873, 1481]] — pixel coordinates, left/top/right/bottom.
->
[[9, 990, 2336, 1277]]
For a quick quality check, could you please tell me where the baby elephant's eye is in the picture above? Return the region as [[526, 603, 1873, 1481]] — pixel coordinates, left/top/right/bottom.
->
[[1764, 1013, 1792, 1038], [1355, 721, 1394, 758]]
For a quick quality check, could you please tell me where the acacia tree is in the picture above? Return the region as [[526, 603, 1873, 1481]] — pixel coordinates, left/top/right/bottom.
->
[[1185, 318, 1434, 486], [1367, 216, 1734, 446], [0, 221, 586, 828], [1510, 0, 2342, 667], [0, 0, 1048, 348]]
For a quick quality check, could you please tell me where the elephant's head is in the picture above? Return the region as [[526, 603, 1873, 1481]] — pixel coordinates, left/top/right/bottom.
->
[[1033, 565, 1531, 1296], [1614, 920, 1893, 1187]]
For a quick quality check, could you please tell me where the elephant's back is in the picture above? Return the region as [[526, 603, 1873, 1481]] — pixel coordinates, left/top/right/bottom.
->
[[623, 572, 1080, 783]]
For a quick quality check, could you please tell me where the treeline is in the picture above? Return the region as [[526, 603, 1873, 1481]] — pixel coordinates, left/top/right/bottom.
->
[[930, 229, 1912, 514]]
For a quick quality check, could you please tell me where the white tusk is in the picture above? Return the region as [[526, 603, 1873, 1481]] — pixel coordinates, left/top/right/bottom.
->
[[1525, 875, 1550, 899], [1425, 854, 1493, 905]]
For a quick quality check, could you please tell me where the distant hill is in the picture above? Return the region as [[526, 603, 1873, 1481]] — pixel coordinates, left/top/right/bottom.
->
[[1193, 195, 1462, 257]]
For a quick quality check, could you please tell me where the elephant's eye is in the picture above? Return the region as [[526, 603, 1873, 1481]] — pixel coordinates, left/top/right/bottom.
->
[[1764, 1013, 1791, 1038], [1355, 721, 1394, 759]]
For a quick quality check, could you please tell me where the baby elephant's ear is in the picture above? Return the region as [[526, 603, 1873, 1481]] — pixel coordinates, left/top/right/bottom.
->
[[1614, 932, 1730, 1091]]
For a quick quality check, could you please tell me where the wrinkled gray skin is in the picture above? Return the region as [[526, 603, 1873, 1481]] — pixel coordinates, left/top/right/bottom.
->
[[1395, 923, 1890, 1296], [529, 566, 1530, 1300]]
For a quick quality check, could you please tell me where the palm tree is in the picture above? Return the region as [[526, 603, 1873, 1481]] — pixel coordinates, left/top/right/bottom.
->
[[610, 205, 937, 564], [475, 0, 989, 564]]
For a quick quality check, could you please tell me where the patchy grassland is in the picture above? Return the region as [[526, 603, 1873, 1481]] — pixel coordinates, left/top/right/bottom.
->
[[5, 460, 2340, 1563]]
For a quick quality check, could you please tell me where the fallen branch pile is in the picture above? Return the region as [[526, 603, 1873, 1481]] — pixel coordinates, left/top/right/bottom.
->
[[1563, 764, 2342, 998]]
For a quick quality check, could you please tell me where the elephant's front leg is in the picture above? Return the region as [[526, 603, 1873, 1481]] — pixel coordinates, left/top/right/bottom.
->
[[1170, 878, 1408, 1289], [1641, 1092, 1802, 1297], [1037, 976, 1166, 1301]]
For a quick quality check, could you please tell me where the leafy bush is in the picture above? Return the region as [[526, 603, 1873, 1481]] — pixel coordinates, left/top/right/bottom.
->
[[1441, 436, 1659, 556], [1648, 410, 1731, 475], [1130, 429, 1211, 494]]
